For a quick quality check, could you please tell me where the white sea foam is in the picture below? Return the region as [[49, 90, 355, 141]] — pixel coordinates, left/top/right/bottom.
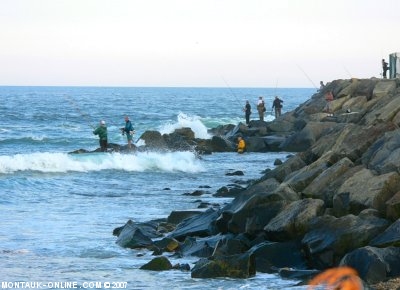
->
[[159, 112, 211, 139], [0, 151, 204, 174]]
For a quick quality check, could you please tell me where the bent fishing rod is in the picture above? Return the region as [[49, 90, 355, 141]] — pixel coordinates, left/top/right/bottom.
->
[[221, 76, 246, 108], [296, 64, 318, 90], [63, 94, 96, 129]]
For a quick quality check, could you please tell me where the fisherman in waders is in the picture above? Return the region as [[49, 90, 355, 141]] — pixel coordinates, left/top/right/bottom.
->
[[272, 96, 283, 118], [237, 136, 246, 154], [93, 120, 108, 152], [244, 100, 251, 125], [121, 116, 135, 149], [257, 96, 265, 121]]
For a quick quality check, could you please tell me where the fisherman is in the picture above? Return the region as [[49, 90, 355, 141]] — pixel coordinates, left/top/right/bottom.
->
[[257, 96, 265, 121], [272, 96, 283, 118], [324, 91, 334, 116], [382, 59, 389, 79], [121, 116, 135, 149], [319, 81, 325, 91], [244, 100, 251, 125], [93, 120, 108, 152], [237, 136, 246, 154]]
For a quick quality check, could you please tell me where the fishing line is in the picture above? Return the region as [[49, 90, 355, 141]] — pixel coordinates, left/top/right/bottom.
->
[[343, 65, 352, 78], [296, 64, 318, 89], [220, 76, 245, 108], [62, 94, 95, 129]]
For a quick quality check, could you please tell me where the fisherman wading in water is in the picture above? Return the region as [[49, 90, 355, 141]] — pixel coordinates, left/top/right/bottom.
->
[[121, 116, 135, 149], [237, 136, 246, 154]]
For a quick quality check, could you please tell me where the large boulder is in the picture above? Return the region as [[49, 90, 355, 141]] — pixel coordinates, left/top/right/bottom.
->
[[168, 208, 219, 241], [115, 220, 161, 249], [362, 130, 400, 175], [139, 130, 167, 150], [301, 212, 390, 269], [385, 192, 400, 220], [340, 246, 400, 284], [250, 241, 307, 273], [282, 157, 329, 192], [303, 157, 354, 205], [280, 122, 337, 152], [369, 218, 400, 247], [333, 168, 400, 216], [177, 235, 222, 258], [140, 256, 173, 271], [191, 252, 256, 279], [372, 80, 397, 98], [264, 198, 325, 241]]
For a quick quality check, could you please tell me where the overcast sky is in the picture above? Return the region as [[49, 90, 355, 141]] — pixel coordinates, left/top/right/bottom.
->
[[0, 0, 399, 87]]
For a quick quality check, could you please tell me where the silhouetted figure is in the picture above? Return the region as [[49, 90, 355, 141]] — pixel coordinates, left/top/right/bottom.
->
[[244, 100, 251, 125], [382, 59, 389, 79], [272, 96, 283, 118]]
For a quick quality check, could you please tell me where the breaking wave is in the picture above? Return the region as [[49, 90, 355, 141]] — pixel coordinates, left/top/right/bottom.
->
[[0, 151, 204, 174]]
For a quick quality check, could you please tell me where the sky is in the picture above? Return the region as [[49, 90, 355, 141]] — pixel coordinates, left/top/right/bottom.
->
[[0, 0, 399, 87]]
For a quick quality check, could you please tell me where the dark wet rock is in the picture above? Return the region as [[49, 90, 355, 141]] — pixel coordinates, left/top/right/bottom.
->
[[177, 235, 222, 258], [250, 240, 307, 273], [264, 198, 325, 241], [333, 168, 400, 216], [152, 237, 180, 253], [191, 252, 256, 279], [115, 220, 158, 249], [385, 192, 400, 220], [225, 170, 244, 176], [301, 213, 390, 269], [183, 190, 207, 196], [167, 210, 203, 225], [278, 268, 321, 280], [168, 208, 220, 241], [214, 184, 244, 197], [212, 235, 250, 256], [362, 130, 400, 175], [140, 256, 173, 271], [139, 130, 168, 149], [369, 218, 400, 247], [340, 246, 400, 284], [172, 263, 191, 271]]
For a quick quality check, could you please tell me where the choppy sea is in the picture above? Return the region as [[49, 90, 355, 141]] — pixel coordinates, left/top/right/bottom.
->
[[0, 86, 315, 289]]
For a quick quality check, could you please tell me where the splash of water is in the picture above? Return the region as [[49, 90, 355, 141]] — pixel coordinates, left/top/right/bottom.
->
[[159, 112, 212, 139]]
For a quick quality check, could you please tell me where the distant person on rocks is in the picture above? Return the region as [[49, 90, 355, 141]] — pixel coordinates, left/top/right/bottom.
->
[[93, 120, 108, 152], [382, 59, 389, 79], [257, 96, 265, 121], [272, 96, 283, 118], [237, 136, 246, 154], [121, 116, 135, 149], [319, 81, 325, 91], [324, 91, 334, 116], [244, 100, 251, 125]]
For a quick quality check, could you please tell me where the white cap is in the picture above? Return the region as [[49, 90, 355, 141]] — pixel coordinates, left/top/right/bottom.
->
[[100, 120, 106, 125]]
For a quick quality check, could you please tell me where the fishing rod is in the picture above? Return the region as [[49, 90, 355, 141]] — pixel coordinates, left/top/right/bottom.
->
[[296, 64, 318, 89], [343, 65, 352, 78], [221, 76, 246, 108], [63, 94, 95, 129]]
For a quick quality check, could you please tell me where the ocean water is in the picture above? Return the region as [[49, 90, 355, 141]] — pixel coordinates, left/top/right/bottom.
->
[[0, 86, 314, 289]]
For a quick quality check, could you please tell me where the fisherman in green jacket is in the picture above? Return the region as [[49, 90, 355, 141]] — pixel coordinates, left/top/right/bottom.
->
[[93, 120, 108, 152]]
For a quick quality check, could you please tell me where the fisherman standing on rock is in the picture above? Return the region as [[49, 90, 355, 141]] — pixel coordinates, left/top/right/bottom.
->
[[121, 116, 135, 149], [93, 120, 108, 152]]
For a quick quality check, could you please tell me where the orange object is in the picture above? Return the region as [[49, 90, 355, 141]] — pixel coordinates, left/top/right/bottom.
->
[[308, 266, 363, 290]]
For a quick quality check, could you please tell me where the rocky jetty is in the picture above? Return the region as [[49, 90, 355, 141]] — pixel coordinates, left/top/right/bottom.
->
[[113, 78, 400, 288]]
